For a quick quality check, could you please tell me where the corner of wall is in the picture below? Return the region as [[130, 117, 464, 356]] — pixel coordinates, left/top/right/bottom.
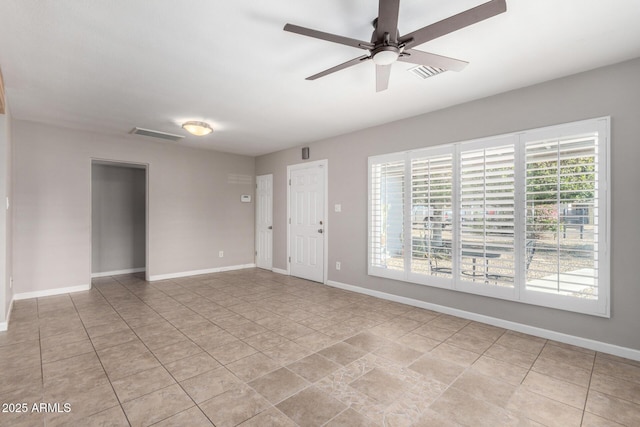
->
[[0, 297, 13, 331], [0, 99, 12, 324]]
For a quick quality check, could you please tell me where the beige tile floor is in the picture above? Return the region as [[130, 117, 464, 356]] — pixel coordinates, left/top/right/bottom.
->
[[1, 269, 639, 426]]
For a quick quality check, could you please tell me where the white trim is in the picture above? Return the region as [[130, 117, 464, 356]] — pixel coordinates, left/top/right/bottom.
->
[[0, 298, 13, 331], [91, 268, 146, 278], [326, 279, 640, 362], [272, 268, 288, 275], [146, 163, 151, 282], [287, 159, 329, 284], [148, 263, 256, 281], [14, 284, 92, 301]]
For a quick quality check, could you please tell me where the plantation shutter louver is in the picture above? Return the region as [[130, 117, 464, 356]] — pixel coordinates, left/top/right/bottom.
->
[[411, 154, 453, 277], [525, 133, 599, 299], [459, 144, 516, 287], [370, 159, 405, 272]]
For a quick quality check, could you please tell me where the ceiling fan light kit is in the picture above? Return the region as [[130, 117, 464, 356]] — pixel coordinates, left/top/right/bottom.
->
[[372, 47, 400, 66], [284, 0, 507, 91], [182, 121, 213, 136]]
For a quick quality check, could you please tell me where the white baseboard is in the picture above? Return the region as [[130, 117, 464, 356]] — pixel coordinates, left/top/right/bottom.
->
[[272, 268, 288, 275], [219, 263, 256, 272], [149, 263, 256, 281], [0, 298, 13, 331], [91, 268, 146, 278], [326, 280, 640, 362], [13, 284, 92, 301]]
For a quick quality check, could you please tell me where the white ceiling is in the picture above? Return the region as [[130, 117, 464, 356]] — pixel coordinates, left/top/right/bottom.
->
[[1, 0, 639, 156]]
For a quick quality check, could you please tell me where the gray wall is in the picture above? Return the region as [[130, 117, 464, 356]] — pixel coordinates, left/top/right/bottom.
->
[[91, 163, 146, 275], [0, 105, 12, 322], [256, 57, 640, 350], [13, 121, 255, 293]]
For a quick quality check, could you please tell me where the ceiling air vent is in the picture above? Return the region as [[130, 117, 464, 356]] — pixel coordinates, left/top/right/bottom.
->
[[130, 127, 184, 142], [408, 65, 447, 80]]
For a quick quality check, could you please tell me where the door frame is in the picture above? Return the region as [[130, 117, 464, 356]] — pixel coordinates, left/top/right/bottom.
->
[[255, 173, 273, 270], [286, 159, 328, 283], [90, 158, 150, 282]]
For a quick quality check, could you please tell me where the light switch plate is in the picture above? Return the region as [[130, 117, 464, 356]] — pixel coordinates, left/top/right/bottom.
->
[[334, 204, 341, 212]]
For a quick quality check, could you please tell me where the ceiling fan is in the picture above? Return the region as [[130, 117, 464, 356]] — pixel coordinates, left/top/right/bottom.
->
[[284, 0, 506, 91]]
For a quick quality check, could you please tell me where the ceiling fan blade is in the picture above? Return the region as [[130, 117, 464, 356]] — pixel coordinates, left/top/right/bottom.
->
[[376, 64, 392, 92], [375, 0, 401, 42], [399, 49, 468, 72], [399, 0, 506, 49], [284, 24, 374, 50], [306, 55, 371, 80]]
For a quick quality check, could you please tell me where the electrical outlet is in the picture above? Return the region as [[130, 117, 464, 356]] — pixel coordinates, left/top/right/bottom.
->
[[219, 251, 224, 258], [335, 261, 341, 270]]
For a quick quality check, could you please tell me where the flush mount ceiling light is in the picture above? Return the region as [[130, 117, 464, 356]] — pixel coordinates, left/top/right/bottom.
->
[[182, 121, 213, 136]]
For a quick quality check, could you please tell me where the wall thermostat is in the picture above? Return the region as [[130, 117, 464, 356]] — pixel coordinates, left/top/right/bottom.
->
[[241, 195, 251, 203]]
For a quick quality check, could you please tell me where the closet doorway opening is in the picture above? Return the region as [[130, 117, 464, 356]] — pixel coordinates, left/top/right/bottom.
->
[[91, 160, 148, 280]]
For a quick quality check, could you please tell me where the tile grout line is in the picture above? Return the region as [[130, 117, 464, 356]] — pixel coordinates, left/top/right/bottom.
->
[[11, 270, 638, 426], [419, 324, 508, 422], [516, 338, 594, 423], [167, 275, 324, 425], [580, 350, 598, 426], [588, 354, 640, 406], [148, 275, 403, 425], [68, 286, 133, 427], [106, 274, 312, 425], [102, 275, 213, 426], [36, 298, 44, 425]]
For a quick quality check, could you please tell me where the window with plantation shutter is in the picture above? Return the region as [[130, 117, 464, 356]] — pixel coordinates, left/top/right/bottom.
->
[[459, 143, 516, 289], [411, 153, 453, 280], [369, 157, 405, 275], [368, 117, 609, 317], [524, 130, 601, 302]]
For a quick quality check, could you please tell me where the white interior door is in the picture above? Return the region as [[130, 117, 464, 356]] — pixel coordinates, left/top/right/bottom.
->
[[289, 162, 326, 283], [256, 174, 273, 270]]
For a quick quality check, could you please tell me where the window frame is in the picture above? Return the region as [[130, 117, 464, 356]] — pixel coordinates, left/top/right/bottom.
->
[[368, 117, 610, 317]]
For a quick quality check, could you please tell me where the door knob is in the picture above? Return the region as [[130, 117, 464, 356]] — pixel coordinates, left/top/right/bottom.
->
[[318, 229, 323, 234], [268, 226, 273, 229]]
